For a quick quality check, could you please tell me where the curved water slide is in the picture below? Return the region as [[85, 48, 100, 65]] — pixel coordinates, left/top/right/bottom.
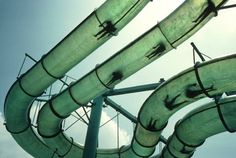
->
[[37, 0, 228, 157], [4, 0, 229, 157], [138, 54, 236, 158], [158, 96, 236, 158], [4, 0, 151, 157]]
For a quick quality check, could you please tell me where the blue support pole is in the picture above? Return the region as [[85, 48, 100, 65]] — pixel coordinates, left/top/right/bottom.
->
[[82, 96, 104, 158]]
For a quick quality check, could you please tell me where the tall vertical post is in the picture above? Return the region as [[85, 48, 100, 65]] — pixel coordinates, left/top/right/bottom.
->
[[82, 96, 104, 158]]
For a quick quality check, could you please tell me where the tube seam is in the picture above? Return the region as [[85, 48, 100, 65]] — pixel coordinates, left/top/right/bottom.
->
[[171, 1, 225, 46], [174, 121, 205, 148], [193, 62, 213, 98], [130, 142, 155, 158], [49, 100, 69, 119], [133, 133, 158, 148], [18, 75, 39, 97], [58, 137, 74, 157], [139, 120, 168, 132], [68, 86, 85, 106], [4, 105, 32, 134], [4, 122, 30, 134], [215, 101, 236, 133], [166, 145, 178, 158], [40, 56, 63, 80], [37, 122, 62, 138], [157, 24, 176, 49], [95, 66, 112, 89], [117, 145, 130, 155]]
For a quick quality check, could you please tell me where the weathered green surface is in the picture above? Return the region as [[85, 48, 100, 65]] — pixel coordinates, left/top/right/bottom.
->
[[160, 97, 236, 158], [4, 0, 150, 157], [138, 54, 236, 156], [4, 0, 231, 157]]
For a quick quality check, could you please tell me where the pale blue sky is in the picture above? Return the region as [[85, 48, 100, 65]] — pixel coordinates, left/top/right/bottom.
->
[[1, 0, 236, 157]]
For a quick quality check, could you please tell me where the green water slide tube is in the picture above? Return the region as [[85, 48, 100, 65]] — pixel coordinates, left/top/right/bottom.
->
[[4, 0, 229, 157], [159, 97, 236, 158], [35, 0, 228, 157], [138, 53, 236, 158], [4, 0, 151, 157]]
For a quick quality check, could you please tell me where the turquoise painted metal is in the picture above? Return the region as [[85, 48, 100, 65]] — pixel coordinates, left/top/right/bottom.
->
[[83, 97, 103, 158]]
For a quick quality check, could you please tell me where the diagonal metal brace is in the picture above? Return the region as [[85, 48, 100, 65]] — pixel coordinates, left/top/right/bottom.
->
[[104, 97, 137, 123]]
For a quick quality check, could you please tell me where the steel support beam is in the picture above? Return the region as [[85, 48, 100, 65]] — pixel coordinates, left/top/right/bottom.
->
[[104, 98, 167, 143], [191, 42, 206, 62], [104, 97, 137, 123], [219, 4, 236, 10], [82, 96, 104, 158], [25, 53, 38, 62], [104, 81, 164, 96]]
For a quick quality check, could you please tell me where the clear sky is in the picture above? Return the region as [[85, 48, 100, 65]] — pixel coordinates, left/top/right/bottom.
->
[[1, 0, 236, 157]]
